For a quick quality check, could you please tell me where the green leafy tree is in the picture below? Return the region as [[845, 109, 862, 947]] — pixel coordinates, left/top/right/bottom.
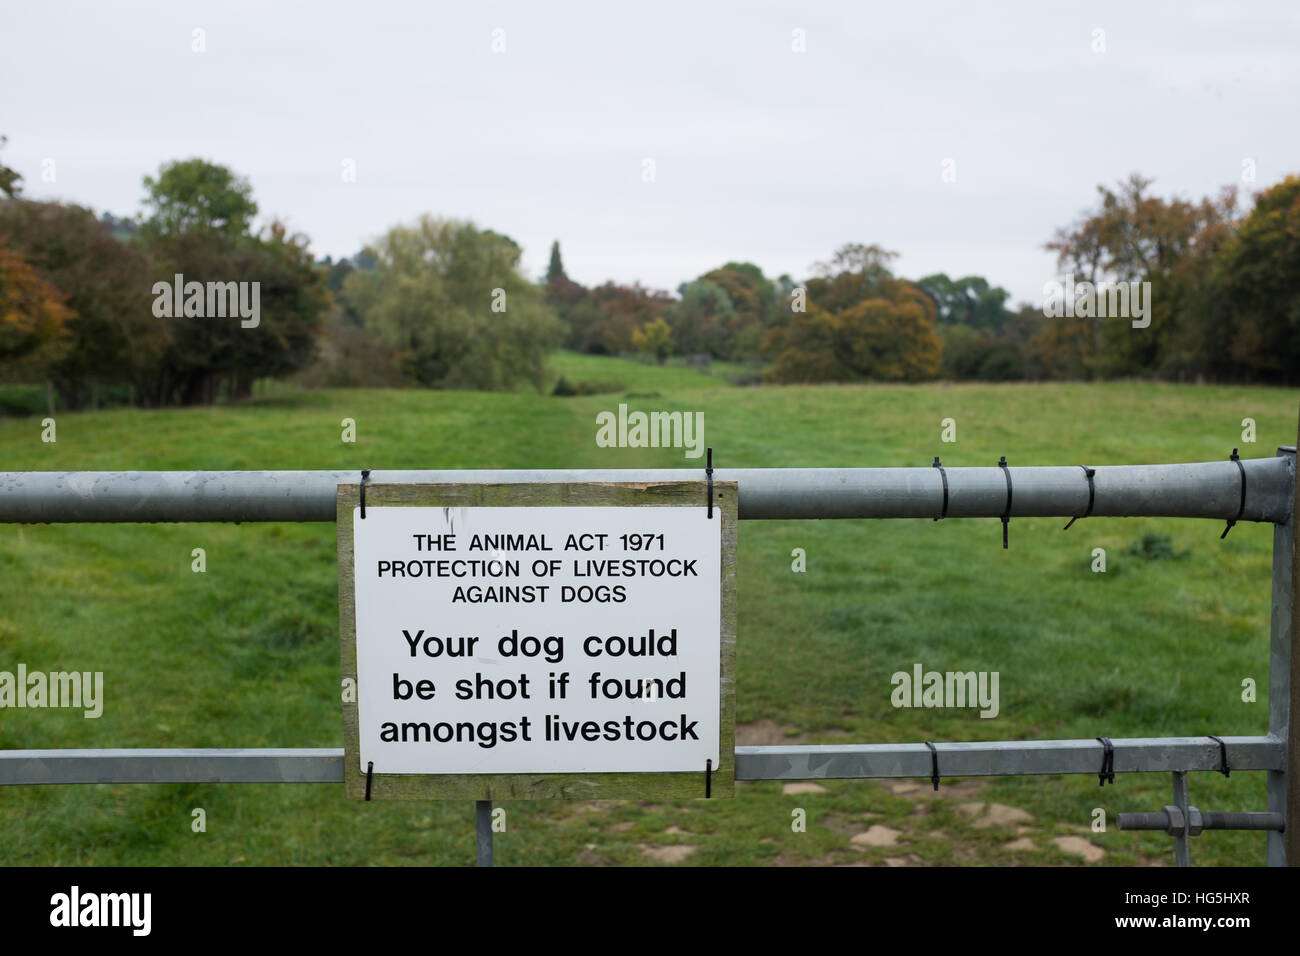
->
[[546, 240, 565, 283], [632, 315, 673, 364], [343, 215, 561, 390], [1206, 175, 1300, 384], [696, 262, 774, 359], [137, 161, 327, 405], [542, 239, 587, 331], [915, 274, 1012, 332], [666, 279, 733, 357], [139, 158, 258, 238]]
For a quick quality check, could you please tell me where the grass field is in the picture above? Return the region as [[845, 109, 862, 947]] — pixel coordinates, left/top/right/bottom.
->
[[1, 353, 1297, 866]]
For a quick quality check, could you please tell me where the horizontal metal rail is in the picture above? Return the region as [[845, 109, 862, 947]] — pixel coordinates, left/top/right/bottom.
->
[[0, 457, 1292, 524], [0, 736, 1282, 785], [1117, 810, 1285, 832], [734, 736, 1283, 780]]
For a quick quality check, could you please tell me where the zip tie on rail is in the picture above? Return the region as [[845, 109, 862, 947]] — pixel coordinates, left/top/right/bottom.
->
[[706, 447, 714, 519], [365, 760, 374, 800], [1222, 449, 1246, 539], [998, 456, 1012, 549], [1097, 736, 1115, 786], [1063, 466, 1097, 530], [1207, 735, 1231, 778], [360, 468, 371, 519], [924, 741, 940, 791], [932, 456, 949, 521]]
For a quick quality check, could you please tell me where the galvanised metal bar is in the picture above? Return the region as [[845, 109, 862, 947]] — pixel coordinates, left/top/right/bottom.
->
[[1286, 440, 1300, 867], [0, 457, 1292, 524], [1117, 810, 1285, 832], [0, 748, 345, 784], [733, 737, 1283, 780], [0, 737, 1282, 785], [1172, 771, 1192, 866], [1267, 448, 1295, 865], [475, 801, 494, 867], [1197, 811, 1286, 830]]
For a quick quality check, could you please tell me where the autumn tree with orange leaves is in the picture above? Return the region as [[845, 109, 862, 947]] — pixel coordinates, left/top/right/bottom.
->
[[0, 240, 71, 375]]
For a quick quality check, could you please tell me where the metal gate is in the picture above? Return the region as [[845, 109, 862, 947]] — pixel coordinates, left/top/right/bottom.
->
[[2, 445, 1295, 866]]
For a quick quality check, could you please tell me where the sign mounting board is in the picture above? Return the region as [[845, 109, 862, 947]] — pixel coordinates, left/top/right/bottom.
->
[[337, 481, 736, 800]]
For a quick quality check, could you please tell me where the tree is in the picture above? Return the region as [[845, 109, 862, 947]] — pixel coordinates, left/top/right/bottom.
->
[[632, 316, 673, 364], [764, 244, 942, 383], [0, 135, 21, 199], [139, 225, 326, 405], [546, 240, 566, 283], [542, 239, 587, 329], [226, 222, 331, 399], [563, 281, 674, 355], [807, 243, 899, 310], [343, 215, 561, 390], [0, 200, 160, 408], [136, 161, 328, 405], [915, 274, 1012, 332], [835, 290, 941, 382], [0, 239, 71, 373], [99, 212, 138, 241], [696, 262, 774, 359], [1206, 175, 1300, 384], [139, 158, 258, 238], [1045, 173, 1239, 379], [666, 279, 733, 357], [763, 305, 845, 382]]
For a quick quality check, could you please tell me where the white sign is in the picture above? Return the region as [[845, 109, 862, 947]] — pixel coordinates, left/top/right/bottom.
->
[[351, 505, 722, 775]]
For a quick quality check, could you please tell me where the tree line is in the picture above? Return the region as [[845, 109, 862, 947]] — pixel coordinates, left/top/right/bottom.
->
[[543, 172, 1300, 388], [2, 135, 1297, 408]]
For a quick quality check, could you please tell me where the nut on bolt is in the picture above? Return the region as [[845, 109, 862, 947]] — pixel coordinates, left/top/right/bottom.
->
[[1161, 805, 1204, 836]]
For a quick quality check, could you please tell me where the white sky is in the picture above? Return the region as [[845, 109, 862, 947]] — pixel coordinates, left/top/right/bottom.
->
[[3, 0, 1296, 306]]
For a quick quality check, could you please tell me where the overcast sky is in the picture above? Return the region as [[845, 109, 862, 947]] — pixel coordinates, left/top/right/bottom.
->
[[3, 1, 1296, 305]]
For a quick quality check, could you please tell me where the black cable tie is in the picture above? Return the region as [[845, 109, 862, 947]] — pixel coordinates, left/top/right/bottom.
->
[[1096, 736, 1115, 786], [998, 456, 1012, 549], [365, 760, 374, 800], [924, 741, 940, 791], [360, 468, 371, 519], [1222, 449, 1246, 540], [932, 456, 949, 521], [706, 447, 714, 519], [705, 758, 713, 798], [1063, 465, 1096, 530], [1207, 735, 1231, 778]]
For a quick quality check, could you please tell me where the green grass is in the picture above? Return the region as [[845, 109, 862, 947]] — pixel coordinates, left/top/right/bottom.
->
[[0, 354, 1296, 866], [545, 351, 752, 393]]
